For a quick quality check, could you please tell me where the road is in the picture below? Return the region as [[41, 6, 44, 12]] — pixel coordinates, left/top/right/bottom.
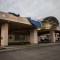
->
[[0, 45, 60, 60]]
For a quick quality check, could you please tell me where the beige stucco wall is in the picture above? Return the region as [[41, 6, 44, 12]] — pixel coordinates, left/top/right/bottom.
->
[[8, 35, 15, 43]]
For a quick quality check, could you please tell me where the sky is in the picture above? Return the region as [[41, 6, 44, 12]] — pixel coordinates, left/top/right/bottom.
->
[[0, 0, 60, 22]]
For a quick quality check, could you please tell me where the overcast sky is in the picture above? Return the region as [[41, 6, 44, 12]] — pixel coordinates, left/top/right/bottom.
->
[[0, 0, 60, 22]]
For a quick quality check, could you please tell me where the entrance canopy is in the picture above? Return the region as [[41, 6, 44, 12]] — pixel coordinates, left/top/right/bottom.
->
[[0, 11, 31, 25], [0, 12, 35, 32]]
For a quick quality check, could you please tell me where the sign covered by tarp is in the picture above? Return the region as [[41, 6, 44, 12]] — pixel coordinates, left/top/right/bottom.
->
[[27, 17, 42, 28]]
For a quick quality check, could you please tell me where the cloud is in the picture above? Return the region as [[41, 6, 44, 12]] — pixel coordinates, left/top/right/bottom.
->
[[0, 0, 60, 22]]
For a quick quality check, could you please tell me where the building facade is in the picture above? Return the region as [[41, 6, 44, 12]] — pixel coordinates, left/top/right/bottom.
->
[[0, 12, 60, 46]]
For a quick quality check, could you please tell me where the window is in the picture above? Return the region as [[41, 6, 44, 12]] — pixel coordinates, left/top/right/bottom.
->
[[15, 34, 25, 41]]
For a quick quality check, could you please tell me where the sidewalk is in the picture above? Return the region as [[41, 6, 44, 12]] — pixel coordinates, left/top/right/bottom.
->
[[0, 43, 60, 52], [0, 47, 5, 50]]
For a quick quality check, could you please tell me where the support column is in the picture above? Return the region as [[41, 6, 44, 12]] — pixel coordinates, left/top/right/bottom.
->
[[50, 29, 56, 43], [30, 28, 38, 44], [1, 23, 8, 46]]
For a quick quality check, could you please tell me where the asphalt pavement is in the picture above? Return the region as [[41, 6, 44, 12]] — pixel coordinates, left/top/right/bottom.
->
[[0, 44, 60, 60]]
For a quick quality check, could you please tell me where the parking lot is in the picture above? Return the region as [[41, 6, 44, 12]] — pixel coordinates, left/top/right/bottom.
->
[[0, 44, 60, 60]]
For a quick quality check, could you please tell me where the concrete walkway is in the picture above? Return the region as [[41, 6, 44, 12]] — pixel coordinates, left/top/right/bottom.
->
[[0, 43, 60, 52]]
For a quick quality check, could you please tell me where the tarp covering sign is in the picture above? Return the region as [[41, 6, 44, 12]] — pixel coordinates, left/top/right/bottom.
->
[[27, 18, 42, 28]]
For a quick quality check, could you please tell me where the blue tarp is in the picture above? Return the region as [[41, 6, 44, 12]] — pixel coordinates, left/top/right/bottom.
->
[[27, 18, 42, 28]]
